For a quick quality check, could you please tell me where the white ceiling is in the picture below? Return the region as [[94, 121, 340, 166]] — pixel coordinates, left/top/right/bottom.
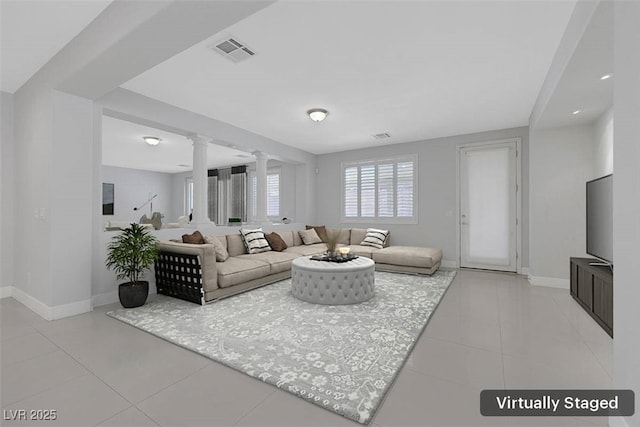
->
[[122, 0, 577, 155], [102, 116, 254, 174], [5, 0, 609, 169], [0, 0, 112, 93], [535, 1, 613, 129]]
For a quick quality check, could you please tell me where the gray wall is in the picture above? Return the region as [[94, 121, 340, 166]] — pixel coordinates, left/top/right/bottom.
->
[[1, 91, 15, 292], [315, 127, 529, 268], [529, 125, 596, 284], [102, 166, 176, 226], [613, 2, 640, 425]]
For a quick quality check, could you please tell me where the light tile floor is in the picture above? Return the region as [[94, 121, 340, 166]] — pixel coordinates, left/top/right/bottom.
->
[[0, 270, 612, 426]]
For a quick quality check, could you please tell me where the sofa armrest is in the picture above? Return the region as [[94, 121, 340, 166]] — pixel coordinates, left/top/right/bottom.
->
[[156, 241, 218, 304]]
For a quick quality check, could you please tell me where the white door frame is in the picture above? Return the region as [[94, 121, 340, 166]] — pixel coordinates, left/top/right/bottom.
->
[[455, 137, 522, 274]]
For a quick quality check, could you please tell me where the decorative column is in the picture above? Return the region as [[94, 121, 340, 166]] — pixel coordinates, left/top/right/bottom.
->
[[252, 151, 269, 223], [187, 134, 213, 227]]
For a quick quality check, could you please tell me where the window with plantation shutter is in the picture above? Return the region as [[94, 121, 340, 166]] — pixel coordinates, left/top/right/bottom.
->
[[266, 173, 280, 217], [344, 167, 359, 218], [341, 155, 417, 223], [250, 169, 280, 219]]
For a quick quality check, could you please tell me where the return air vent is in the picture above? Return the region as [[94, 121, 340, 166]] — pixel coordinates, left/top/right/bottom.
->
[[373, 132, 391, 140], [210, 37, 256, 63]]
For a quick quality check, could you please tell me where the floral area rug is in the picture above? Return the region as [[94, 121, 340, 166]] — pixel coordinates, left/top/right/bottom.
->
[[107, 270, 456, 424]]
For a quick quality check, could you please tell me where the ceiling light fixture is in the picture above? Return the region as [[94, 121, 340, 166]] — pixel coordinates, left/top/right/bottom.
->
[[307, 108, 328, 122], [572, 109, 583, 115], [143, 136, 161, 146], [600, 73, 613, 80]]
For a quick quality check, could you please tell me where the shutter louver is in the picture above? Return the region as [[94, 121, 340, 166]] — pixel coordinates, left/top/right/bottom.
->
[[267, 173, 280, 217], [344, 167, 358, 217], [378, 163, 394, 217], [397, 161, 414, 217], [360, 165, 376, 217]]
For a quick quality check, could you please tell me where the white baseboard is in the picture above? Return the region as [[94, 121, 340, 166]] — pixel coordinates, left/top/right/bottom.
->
[[528, 275, 570, 289], [441, 260, 457, 268], [10, 287, 92, 321], [0, 286, 13, 299], [609, 417, 630, 427], [92, 290, 119, 308], [51, 298, 92, 320], [520, 267, 530, 276]]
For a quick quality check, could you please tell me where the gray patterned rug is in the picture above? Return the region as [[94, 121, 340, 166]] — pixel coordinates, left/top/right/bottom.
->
[[107, 270, 456, 424]]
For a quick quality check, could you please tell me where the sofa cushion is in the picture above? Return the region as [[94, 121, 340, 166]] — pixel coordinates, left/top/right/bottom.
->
[[264, 232, 288, 252], [350, 228, 367, 245], [182, 230, 205, 244], [305, 225, 328, 242], [328, 227, 351, 245], [373, 246, 443, 268], [226, 234, 247, 257], [237, 252, 298, 274], [284, 243, 327, 257], [240, 228, 272, 254], [292, 230, 303, 246], [204, 235, 229, 262], [216, 257, 271, 288], [275, 231, 294, 248], [347, 244, 381, 258], [299, 228, 322, 245], [360, 228, 390, 249]]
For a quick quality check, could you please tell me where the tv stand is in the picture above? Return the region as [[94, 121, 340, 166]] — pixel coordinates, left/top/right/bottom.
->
[[570, 258, 613, 337], [589, 261, 612, 268]]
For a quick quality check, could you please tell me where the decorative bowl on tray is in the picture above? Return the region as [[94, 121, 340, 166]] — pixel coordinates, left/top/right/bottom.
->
[[310, 253, 359, 263]]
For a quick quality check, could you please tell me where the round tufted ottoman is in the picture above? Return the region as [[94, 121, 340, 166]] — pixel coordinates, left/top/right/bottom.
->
[[291, 256, 375, 305]]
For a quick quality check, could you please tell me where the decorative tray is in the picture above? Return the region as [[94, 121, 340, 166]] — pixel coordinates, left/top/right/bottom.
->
[[310, 253, 359, 263]]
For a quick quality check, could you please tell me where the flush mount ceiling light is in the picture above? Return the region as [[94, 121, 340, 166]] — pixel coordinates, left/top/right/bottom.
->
[[143, 136, 161, 146], [307, 108, 328, 122]]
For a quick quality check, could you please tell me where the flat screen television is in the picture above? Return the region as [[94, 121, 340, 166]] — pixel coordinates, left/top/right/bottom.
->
[[586, 174, 613, 265]]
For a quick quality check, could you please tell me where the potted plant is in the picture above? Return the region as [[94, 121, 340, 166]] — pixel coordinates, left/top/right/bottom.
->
[[106, 223, 158, 308]]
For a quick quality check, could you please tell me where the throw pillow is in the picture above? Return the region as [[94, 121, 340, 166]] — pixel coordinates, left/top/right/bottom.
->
[[204, 235, 230, 262], [182, 230, 205, 244], [239, 228, 272, 254], [265, 232, 288, 252], [299, 228, 323, 245], [305, 225, 328, 242], [360, 228, 390, 249]]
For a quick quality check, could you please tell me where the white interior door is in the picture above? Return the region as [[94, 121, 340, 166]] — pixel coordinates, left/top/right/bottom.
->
[[459, 142, 517, 272]]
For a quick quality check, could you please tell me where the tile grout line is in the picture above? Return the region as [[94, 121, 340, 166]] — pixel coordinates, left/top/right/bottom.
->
[[0, 331, 60, 368], [550, 294, 613, 382], [230, 388, 280, 426], [92, 406, 160, 427], [494, 277, 508, 390]]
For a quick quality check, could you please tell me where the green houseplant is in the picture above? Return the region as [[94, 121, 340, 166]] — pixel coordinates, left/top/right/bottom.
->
[[106, 223, 158, 308]]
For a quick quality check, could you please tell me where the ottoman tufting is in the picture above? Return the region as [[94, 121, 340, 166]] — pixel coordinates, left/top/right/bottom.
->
[[291, 256, 375, 305]]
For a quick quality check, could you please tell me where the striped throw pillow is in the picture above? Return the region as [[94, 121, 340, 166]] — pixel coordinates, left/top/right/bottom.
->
[[239, 228, 272, 254], [360, 228, 389, 249]]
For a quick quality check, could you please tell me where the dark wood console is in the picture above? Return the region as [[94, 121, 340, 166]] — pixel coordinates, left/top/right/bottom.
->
[[570, 257, 613, 337]]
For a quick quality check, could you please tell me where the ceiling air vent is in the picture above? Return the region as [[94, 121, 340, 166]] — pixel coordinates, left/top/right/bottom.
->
[[210, 37, 256, 63], [373, 132, 391, 140]]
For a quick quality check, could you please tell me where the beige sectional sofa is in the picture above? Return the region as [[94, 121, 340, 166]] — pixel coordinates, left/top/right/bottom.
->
[[154, 228, 442, 305]]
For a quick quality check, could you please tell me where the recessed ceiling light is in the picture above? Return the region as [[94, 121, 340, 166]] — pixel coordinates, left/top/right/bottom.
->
[[572, 109, 583, 115], [307, 108, 328, 122], [600, 73, 613, 80], [373, 132, 391, 139], [143, 136, 161, 146]]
